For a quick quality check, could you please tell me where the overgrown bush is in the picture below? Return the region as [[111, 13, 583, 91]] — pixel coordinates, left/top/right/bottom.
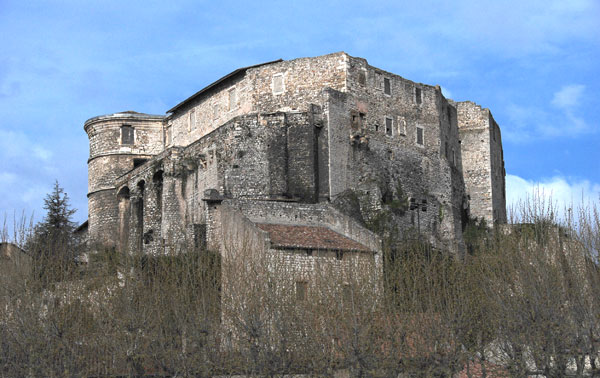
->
[[1, 198, 599, 377]]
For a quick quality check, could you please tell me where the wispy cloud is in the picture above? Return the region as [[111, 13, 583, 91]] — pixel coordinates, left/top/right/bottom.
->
[[552, 84, 585, 109], [506, 174, 600, 220], [503, 84, 594, 142]]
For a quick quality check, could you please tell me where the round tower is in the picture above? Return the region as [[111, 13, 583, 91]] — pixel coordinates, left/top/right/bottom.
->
[[84, 111, 165, 247]]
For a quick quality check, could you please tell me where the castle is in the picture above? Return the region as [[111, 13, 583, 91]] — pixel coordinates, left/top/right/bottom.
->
[[83, 52, 506, 268]]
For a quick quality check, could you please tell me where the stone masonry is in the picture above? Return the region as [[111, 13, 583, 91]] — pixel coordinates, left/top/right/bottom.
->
[[83, 52, 507, 294]]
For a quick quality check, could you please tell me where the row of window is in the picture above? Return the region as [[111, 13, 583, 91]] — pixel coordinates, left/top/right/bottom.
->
[[376, 116, 425, 147], [361, 71, 423, 104]]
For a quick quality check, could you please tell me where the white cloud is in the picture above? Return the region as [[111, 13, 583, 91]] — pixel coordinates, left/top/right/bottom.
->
[[551, 84, 585, 109], [506, 174, 600, 221]]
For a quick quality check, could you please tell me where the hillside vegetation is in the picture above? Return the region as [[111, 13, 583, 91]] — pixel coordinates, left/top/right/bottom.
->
[[1, 199, 599, 377]]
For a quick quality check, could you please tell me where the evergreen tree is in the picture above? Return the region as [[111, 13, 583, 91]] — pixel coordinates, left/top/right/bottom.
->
[[27, 181, 79, 282]]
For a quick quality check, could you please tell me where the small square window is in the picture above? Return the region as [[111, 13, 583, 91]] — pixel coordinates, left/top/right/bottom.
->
[[385, 117, 393, 136], [415, 87, 422, 104], [228, 88, 237, 110], [416, 126, 424, 146], [121, 125, 134, 145], [384, 78, 391, 95], [273, 74, 284, 94]]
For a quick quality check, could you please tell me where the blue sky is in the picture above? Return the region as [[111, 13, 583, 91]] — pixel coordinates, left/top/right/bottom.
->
[[1, 0, 599, 229]]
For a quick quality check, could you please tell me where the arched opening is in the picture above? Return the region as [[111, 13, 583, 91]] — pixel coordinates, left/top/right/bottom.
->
[[152, 170, 164, 213], [117, 186, 131, 252], [136, 181, 145, 252]]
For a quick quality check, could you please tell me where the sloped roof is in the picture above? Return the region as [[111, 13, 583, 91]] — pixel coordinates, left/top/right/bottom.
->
[[167, 59, 283, 114], [256, 223, 372, 252]]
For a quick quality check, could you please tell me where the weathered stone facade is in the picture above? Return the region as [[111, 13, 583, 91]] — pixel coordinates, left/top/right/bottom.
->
[[84, 52, 506, 265]]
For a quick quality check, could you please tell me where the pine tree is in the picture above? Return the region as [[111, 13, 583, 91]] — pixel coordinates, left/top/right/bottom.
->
[[27, 181, 79, 282]]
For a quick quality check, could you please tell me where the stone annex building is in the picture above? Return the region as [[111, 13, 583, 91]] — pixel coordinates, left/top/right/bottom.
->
[[84, 52, 506, 273]]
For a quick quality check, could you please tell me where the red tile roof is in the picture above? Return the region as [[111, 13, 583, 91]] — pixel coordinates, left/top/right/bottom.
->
[[256, 223, 372, 252]]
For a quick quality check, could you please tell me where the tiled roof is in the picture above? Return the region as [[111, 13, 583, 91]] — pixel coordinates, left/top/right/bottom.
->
[[256, 223, 372, 252]]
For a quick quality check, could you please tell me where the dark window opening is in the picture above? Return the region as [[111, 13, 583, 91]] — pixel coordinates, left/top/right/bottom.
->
[[121, 125, 134, 145], [194, 223, 207, 250], [374, 123, 379, 132], [384, 78, 391, 95], [153, 170, 163, 211], [415, 87, 422, 104], [133, 158, 148, 168], [351, 112, 366, 130], [416, 127, 424, 146], [336, 251, 344, 260], [358, 71, 366, 86], [385, 117, 393, 136]]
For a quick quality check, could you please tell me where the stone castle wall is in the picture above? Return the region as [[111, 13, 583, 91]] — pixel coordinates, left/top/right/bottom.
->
[[457, 101, 507, 224], [84, 52, 506, 254], [85, 113, 164, 245], [167, 52, 347, 149]]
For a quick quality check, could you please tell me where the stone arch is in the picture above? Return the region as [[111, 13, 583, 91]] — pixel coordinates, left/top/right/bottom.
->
[[117, 186, 131, 252], [152, 170, 164, 212], [135, 180, 146, 252]]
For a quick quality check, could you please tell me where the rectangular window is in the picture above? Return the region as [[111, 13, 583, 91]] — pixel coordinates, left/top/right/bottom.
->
[[213, 104, 219, 119], [133, 158, 147, 168], [296, 281, 307, 301], [385, 117, 393, 136], [416, 126, 424, 146], [121, 125, 134, 145], [384, 77, 391, 95], [358, 71, 366, 86], [415, 87, 422, 104], [398, 118, 406, 135], [273, 74, 284, 94], [193, 224, 207, 250], [165, 126, 172, 145], [188, 110, 196, 131], [228, 88, 237, 110]]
